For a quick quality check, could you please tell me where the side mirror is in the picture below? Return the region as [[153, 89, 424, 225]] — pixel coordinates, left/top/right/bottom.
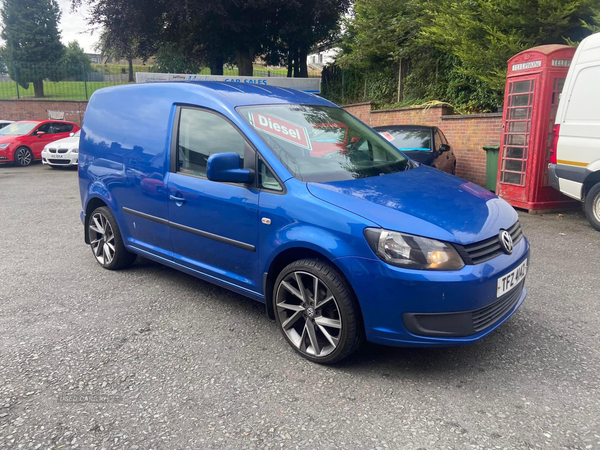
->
[[439, 143, 450, 153], [36, 131, 46, 137], [69, 132, 75, 137], [207, 152, 254, 184]]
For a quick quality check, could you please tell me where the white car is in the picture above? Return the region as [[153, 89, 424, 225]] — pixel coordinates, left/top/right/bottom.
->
[[41, 130, 80, 168]]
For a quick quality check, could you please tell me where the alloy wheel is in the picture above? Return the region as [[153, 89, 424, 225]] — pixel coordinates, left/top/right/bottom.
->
[[594, 193, 600, 223], [89, 212, 116, 265], [16, 148, 32, 166], [276, 271, 342, 358]]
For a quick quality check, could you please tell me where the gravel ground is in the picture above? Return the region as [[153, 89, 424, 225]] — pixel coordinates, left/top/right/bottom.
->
[[0, 163, 599, 450]]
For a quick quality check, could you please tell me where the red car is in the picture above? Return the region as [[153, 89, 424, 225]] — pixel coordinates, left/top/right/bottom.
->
[[0, 120, 81, 166]]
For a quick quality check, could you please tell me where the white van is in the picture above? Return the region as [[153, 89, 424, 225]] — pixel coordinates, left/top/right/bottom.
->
[[549, 32, 600, 230]]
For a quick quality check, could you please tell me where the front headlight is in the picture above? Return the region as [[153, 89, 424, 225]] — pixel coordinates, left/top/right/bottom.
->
[[364, 228, 464, 270], [71, 147, 78, 153], [0, 143, 10, 149]]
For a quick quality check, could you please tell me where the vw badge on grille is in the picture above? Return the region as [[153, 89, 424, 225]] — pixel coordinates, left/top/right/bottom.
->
[[499, 230, 513, 254]]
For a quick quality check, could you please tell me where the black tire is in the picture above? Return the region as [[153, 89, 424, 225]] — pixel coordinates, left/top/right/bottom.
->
[[584, 183, 600, 232], [14, 147, 33, 167], [88, 206, 137, 269], [273, 258, 363, 364]]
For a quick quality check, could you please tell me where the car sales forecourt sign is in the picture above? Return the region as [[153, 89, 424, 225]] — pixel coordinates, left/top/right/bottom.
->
[[135, 73, 321, 94]]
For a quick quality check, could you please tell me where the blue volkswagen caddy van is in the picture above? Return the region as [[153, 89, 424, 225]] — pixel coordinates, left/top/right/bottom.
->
[[79, 82, 529, 363]]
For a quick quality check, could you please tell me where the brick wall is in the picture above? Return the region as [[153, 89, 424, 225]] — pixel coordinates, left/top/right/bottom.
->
[[342, 102, 372, 124], [0, 100, 88, 125], [441, 114, 503, 187], [344, 102, 502, 187]]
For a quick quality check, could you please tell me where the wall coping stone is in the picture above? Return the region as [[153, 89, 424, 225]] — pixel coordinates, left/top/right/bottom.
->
[[340, 101, 373, 108], [442, 112, 503, 120], [371, 105, 450, 114]]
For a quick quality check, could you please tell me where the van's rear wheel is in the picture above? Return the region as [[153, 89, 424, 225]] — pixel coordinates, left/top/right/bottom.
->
[[88, 206, 137, 269], [273, 259, 363, 364], [585, 183, 600, 231]]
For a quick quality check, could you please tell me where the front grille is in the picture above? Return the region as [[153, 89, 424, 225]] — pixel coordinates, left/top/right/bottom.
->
[[456, 221, 523, 265], [48, 148, 57, 153], [48, 159, 70, 165], [472, 282, 523, 332], [57, 148, 69, 154]]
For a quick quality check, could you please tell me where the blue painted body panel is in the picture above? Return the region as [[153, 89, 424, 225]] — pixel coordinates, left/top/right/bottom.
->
[[168, 173, 260, 290], [307, 166, 518, 245], [79, 81, 529, 348]]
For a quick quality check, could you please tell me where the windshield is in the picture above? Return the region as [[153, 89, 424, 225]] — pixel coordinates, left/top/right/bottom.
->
[[0, 122, 37, 136], [378, 129, 432, 151], [238, 105, 409, 182], [73, 130, 81, 137], [313, 123, 347, 142]]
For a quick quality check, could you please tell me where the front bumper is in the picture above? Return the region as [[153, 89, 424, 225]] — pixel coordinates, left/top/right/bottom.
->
[[335, 236, 529, 347], [0, 148, 11, 163], [42, 150, 78, 166]]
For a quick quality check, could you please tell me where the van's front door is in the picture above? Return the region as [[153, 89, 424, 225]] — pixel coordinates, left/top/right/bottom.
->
[[166, 107, 260, 295]]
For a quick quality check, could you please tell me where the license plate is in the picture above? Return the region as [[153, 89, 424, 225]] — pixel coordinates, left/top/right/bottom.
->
[[52, 154, 63, 158], [497, 259, 527, 297]]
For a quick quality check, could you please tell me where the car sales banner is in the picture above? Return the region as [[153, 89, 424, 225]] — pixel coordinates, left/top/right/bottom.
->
[[135, 73, 321, 94]]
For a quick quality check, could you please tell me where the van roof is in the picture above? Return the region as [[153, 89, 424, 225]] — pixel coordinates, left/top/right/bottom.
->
[[102, 81, 336, 109], [578, 32, 600, 64]]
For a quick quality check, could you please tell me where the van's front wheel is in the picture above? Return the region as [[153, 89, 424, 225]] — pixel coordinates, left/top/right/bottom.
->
[[585, 183, 600, 231], [273, 259, 363, 364], [88, 206, 137, 269]]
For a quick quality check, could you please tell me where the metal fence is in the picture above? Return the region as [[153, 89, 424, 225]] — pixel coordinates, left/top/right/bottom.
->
[[0, 63, 321, 102]]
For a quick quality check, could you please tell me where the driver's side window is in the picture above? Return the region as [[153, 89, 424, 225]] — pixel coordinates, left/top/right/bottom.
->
[[176, 108, 246, 178], [34, 123, 51, 135]]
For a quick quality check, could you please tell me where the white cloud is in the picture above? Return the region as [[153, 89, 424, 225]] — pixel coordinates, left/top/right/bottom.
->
[[57, 0, 98, 53]]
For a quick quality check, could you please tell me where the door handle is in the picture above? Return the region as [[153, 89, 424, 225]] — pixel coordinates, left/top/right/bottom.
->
[[169, 194, 186, 203]]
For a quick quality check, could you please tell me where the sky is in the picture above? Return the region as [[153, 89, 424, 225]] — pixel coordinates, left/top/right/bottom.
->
[[57, 0, 98, 53]]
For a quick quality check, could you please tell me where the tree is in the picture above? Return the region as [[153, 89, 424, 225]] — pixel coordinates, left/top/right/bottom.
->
[[81, 0, 166, 82], [62, 41, 93, 80], [581, 1, 600, 33], [162, 0, 282, 76], [421, 0, 596, 104], [156, 1, 235, 75], [150, 43, 200, 74], [76, 0, 348, 77], [1, 0, 65, 97], [265, 0, 350, 78], [95, 28, 138, 82], [337, 0, 599, 111]]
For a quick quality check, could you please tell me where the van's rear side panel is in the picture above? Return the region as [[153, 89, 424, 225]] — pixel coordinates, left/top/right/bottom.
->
[[79, 84, 177, 257], [553, 33, 600, 200]]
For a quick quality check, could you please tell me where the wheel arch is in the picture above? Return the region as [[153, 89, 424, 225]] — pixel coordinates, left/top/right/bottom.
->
[[83, 196, 111, 244], [583, 170, 600, 200], [263, 246, 363, 326]]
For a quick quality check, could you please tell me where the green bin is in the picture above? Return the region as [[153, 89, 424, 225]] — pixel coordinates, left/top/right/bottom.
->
[[483, 145, 500, 192]]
